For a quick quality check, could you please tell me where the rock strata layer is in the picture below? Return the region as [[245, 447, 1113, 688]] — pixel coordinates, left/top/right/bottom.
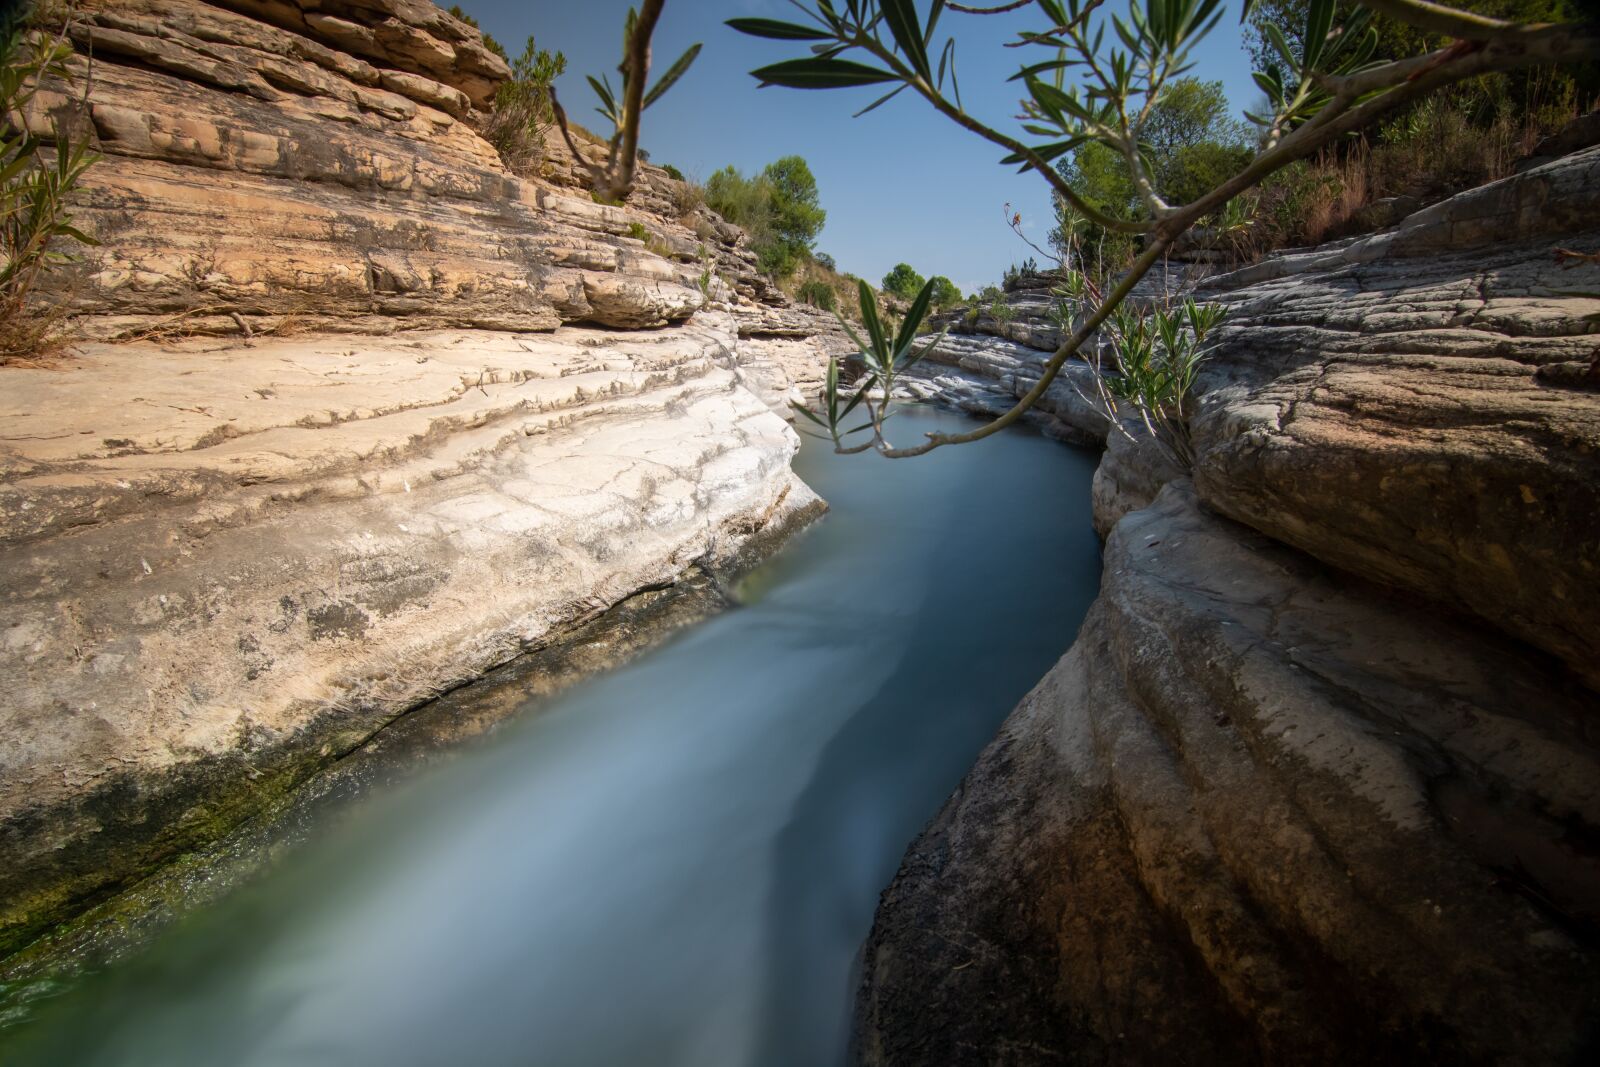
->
[[858, 148, 1600, 1063], [34, 0, 805, 338]]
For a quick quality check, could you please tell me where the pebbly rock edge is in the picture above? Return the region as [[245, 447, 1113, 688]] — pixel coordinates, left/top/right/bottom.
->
[[857, 147, 1600, 1064]]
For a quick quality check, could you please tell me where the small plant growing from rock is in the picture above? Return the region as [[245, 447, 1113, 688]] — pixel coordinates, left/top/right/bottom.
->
[[791, 278, 948, 452], [1, 8, 99, 363], [483, 34, 567, 178], [1054, 269, 1226, 466], [695, 243, 717, 302], [988, 293, 1015, 338]]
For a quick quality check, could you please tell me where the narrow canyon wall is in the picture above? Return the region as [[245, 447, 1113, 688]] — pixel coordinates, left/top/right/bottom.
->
[[0, 0, 839, 957], [858, 148, 1600, 1064]]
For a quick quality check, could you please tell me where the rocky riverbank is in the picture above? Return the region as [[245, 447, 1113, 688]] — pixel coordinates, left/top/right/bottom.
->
[[859, 145, 1600, 1063], [0, 0, 841, 960]]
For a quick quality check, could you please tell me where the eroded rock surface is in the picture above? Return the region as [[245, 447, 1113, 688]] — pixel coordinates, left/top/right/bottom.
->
[[0, 321, 822, 957], [859, 485, 1600, 1065], [900, 334, 1109, 446], [1192, 146, 1600, 689], [858, 144, 1600, 1064]]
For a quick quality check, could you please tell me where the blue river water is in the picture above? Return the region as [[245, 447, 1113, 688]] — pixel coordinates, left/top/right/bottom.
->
[[0, 407, 1102, 1067]]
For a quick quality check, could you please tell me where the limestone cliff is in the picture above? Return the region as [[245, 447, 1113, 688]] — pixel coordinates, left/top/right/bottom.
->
[[0, 0, 839, 958], [857, 148, 1600, 1063]]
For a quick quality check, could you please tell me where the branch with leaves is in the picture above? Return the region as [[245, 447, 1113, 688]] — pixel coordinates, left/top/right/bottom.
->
[[731, 0, 1600, 462], [550, 0, 700, 202]]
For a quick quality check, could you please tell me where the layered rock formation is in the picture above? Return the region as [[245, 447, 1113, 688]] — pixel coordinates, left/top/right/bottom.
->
[[28, 0, 806, 338], [858, 149, 1600, 1063], [0, 0, 838, 957]]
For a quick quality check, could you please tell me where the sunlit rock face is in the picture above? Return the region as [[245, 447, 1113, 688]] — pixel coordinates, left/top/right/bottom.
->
[[858, 149, 1600, 1064], [0, 0, 843, 955]]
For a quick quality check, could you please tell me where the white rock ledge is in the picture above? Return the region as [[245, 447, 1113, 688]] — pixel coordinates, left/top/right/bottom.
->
[[0, 320, 824, 952]]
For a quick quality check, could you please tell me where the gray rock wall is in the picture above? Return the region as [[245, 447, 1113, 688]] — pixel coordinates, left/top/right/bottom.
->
[[858, 146, 1600, 1064]]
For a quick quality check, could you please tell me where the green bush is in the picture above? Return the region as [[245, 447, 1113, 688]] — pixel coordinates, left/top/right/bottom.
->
[[1050, 77, 1251, 273], [704, 155, 826, 279], [797, 279, 836, 311], [2, 14, 99, 362], [483, 35, 566, 177]]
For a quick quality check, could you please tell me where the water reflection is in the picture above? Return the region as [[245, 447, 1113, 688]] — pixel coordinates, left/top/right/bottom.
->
[[1, 408, 1101, 1067]]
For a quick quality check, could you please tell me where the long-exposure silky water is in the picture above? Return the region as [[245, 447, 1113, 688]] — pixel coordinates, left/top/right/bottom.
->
[[1, 408, 1103, 1067]]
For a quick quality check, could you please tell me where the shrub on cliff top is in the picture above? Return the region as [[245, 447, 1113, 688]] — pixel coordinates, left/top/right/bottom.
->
[[705, 156, 826, 279], [797, 279, 836, 311], [1, 11, 99, 363], [483, 34, 567, 178]]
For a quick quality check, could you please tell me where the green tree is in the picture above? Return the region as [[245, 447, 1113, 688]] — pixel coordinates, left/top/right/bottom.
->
[[797, 279, 837, 310], [1245, 0, 1596, 119], [704, 157, 827, 278], [926, 275, 962, 308], [881, 263, 926, 300], [1051, 78, 1250, 271], [762, 155, 827, 274]]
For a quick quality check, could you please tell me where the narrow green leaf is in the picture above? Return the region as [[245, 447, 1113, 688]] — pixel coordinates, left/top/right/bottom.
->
[[839, 381, 870, 421], [853, 83, 907, 118], [643, 42, 701, 110], [832, 309, 872, 358], [880, 0, 932, 83], [791, 400, 831, 428], [751, 57, 899, 89], [1303, 0, 1334, 69], [894, 278, 936, 360], [725, 17, 834, 41], [857, 279, 888, 362], [1264, 22, 1298, 71]]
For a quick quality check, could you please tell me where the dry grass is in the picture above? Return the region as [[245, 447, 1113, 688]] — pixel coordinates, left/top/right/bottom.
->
[[1246, 90, 1589, 255], [777, 257, 885, 325], [669, 177, 705, 222]]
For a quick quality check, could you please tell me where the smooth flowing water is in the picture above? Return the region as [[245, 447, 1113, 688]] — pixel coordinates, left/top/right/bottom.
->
[[0, 408, 1101, 1067]]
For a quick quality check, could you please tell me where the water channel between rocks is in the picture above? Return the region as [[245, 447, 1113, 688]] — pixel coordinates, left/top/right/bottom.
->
[[0, 406, 1103, 1067]]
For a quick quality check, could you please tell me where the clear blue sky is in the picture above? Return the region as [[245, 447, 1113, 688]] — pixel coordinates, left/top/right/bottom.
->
[[456, 1, 1258, 294]]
